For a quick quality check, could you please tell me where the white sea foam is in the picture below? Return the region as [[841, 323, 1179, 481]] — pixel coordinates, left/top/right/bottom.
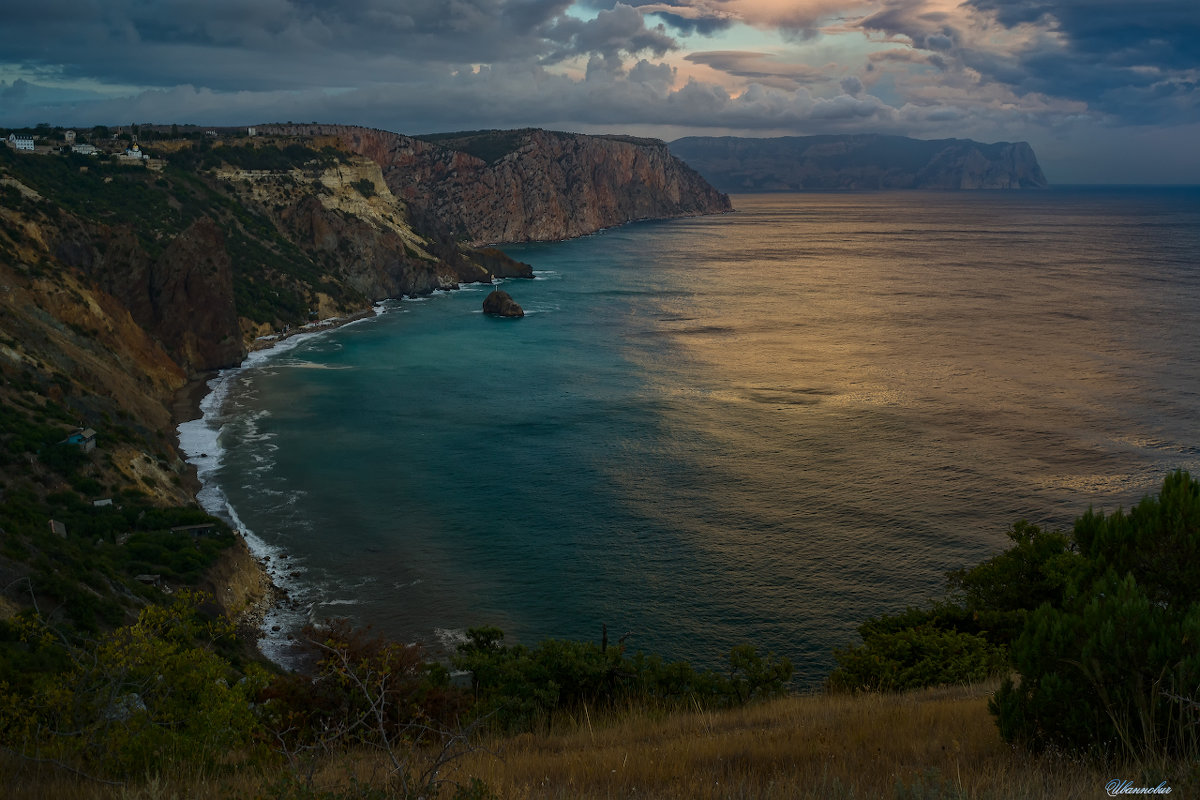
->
[[175, 311, 390, 668], [435, 627, 469, 651], [321, 598, 360, 607], [392, 578, 424, 590], [272, 359, 354, 370]]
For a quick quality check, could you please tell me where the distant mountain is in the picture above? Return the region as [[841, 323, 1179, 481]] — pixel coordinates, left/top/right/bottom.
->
[[668, 135, 1048, 192]]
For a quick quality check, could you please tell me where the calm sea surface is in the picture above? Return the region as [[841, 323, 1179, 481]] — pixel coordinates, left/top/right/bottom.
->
[[180, 188, 1200, 683]]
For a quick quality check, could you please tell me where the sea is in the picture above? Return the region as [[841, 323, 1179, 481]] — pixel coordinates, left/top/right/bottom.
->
[[178, 188, 1200, 685]]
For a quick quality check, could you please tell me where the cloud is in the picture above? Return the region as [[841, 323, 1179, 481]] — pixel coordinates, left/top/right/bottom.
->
[[684, 51, 833, 88], [593, 0, 875, 39], [853, 0, 1200, 125], [542, 3, 678, 63], [0, 0, 677, 91], [2, 0, 1198, 182]]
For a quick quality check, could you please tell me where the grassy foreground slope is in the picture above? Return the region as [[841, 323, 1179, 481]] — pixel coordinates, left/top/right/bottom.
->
[[2, 682, 1166, 799]]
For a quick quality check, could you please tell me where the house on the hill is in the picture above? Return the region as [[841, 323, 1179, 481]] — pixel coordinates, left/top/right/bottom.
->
[[170, 522, 218, 538], [7, 134, 34, 151], [63, 427, 97, 453]]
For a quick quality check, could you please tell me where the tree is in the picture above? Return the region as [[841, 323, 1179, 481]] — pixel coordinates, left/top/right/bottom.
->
[[991, 471, 1200, 757], [829, 521, 1073, 692], [258, 620, 474, 796]]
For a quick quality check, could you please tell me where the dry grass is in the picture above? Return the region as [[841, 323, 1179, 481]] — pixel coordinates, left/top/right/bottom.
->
[[4, 682, 1196, 799], [441, 682, 1186, 800]]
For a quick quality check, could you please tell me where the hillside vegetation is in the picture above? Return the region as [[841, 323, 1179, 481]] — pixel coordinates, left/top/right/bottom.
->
[[0, 129, 539, 631], [2, 473, 1197, 798], [1, 127, 1194, 798]]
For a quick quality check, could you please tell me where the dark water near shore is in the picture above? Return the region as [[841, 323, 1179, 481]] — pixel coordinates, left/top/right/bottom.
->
[[182, 188, 1200, 683]]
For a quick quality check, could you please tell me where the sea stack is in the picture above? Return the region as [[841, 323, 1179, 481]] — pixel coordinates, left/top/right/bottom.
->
[[483, 290, 524, 318]]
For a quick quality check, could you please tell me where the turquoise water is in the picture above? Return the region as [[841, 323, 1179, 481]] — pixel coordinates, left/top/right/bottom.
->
[[183, 189, 1200, 683]]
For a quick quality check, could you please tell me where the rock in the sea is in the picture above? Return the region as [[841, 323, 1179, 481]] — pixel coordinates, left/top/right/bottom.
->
[[483, 290, 524, 318]]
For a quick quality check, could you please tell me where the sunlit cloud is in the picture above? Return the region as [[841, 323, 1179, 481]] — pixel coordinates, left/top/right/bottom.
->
[[0, 1, 1197, 182]]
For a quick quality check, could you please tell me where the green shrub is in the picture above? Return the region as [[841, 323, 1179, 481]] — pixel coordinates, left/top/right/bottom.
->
[[0, 595, 265, 777], [829, 624, 1007, 692], [351, 177, 376, 198], [453, 627, 792, 733]]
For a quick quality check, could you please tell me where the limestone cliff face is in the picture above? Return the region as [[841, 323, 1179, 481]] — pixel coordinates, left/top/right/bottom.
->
[[218, 156, 531, 303], [0, 256, 188, 444], [669, 135, 1049, 192], [259, 125, 732, 246]]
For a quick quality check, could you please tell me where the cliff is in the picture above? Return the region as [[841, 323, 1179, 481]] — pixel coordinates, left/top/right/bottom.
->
[[0, 138, 529, 634], [668, 134, 1049, 192], [258, 125, 732, 245], [0, 123, 726, 636]]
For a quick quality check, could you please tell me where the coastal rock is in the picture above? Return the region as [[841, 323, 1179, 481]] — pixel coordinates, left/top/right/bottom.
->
[[257, 124, 732, 245], [483, 290, 524, 318], [669, 134, 1049, 192]]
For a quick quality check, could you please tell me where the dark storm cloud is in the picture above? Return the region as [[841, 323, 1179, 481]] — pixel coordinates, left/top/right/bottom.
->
[[968, 0, 1200, 71], [857, 0, 1200, 124], [541, 4, 678, 63], [651, 11, 735, 36], [0, 0, 677, 91], [577, 0, 735, 35], [0, 59, 898, 135]]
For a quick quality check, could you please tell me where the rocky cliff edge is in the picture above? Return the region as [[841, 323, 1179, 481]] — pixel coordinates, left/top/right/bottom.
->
[[258, 125, 733, 246]]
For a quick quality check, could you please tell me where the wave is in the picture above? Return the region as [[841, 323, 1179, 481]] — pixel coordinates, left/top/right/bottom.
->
[[175, 311, 392, 668]]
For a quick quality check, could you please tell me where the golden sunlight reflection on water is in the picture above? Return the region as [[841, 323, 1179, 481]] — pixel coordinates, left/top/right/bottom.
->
[[608, 193, 1194, 584]]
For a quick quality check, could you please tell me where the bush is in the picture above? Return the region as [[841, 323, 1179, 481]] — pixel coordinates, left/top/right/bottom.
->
[[453, 627, 792, 733], [0, 594, 265, 777], [829, 624, 1007, 692], [258, 620, 472, 795], [352, 178, 376, 198], [828, 521, 1075, 693]]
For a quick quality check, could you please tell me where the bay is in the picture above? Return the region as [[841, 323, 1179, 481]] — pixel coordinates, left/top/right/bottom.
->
[[185, 188, 1200, 684]]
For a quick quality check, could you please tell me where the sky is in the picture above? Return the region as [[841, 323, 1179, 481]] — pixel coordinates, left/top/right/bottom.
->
[[1, 1, 1198, 183]]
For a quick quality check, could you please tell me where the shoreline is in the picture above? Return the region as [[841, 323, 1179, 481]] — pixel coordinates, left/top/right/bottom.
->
[[173, 279, 520, 666], [174, 304, 385, 665], [171, 306, 379, 427]]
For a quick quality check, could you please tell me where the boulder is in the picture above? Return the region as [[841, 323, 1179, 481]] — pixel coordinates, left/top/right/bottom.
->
[[483, 290, 524, 318]]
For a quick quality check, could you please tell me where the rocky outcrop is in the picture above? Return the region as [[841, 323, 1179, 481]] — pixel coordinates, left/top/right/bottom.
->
[[669, 135, 1049, 192], [220, 156, 533, 303], [148, 219, 245, 370], [53, 217, 244, 372], [482, 290, 524, 318], [258, 125, 732, 245], [200, 536, 274, 623]]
